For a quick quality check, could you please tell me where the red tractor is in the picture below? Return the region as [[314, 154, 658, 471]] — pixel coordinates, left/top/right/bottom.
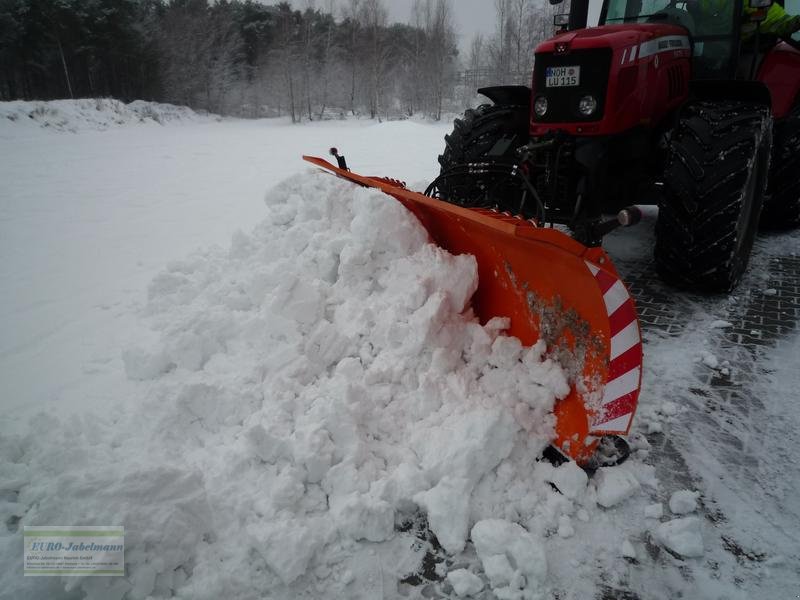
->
[[302, 1, 800, 463], [431, 0, 800, 292]]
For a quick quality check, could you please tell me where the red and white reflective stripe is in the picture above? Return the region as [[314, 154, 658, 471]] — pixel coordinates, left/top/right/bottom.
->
[[620, 45, 639, 65], [584, 260, 642, 434]]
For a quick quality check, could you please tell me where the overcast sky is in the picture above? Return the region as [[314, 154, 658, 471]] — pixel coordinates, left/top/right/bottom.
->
[[383, 0, 498, 49], [286, 0, 497, 52], [286, 1, 604, 54]]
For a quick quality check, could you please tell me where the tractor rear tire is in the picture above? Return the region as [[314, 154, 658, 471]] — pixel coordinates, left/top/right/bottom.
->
[[761, 104, 800, 229], [655, 101, 772, 292], [435, 103, 530, 213]]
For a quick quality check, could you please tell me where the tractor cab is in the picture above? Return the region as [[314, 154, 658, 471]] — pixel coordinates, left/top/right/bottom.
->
[[600, 1, 747, 79], [562, 0, 800, 79], [432, 0, 800, 293]]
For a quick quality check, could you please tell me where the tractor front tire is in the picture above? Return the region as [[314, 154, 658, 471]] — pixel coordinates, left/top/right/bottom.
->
[[655, 101, 772, 292], [435, 103, 530, 213], [761, 104, 800, 229]]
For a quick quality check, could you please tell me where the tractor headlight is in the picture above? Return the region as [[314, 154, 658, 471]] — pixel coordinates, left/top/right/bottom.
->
[[534, 96, 549, 117], [578, 95, 598, 117]]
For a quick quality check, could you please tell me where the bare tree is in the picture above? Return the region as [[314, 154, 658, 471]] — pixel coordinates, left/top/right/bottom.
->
[[360, 0, 388, 119], [272, 7, 300, 122], [3, 0, 464, 120], [427, 0, 455, 120], [341, 0, 362, 115], [469, 33, 485, 71], [316, 0, 338, 119], [491, 0, 512, 76], [301, 1, 316, 120], [529, 0, 559, 49], [157, 3, 211, 108], [510, 0, 532, 75], [409, 0, 428, 115]]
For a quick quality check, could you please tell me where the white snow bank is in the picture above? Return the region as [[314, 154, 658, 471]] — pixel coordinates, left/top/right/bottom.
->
[[0, 98, 216, 134], [0, 172, 570, 599]]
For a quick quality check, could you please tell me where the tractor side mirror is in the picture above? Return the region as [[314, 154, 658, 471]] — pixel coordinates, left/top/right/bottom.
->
[[554, 13, 570, 30]]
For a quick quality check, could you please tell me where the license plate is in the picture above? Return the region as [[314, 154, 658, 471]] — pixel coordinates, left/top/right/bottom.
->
[[545, 66, 580, 87]]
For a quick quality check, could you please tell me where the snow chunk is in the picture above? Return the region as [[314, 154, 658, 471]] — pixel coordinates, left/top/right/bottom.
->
[[659, 401, 679, 417], [413, 409, 518, 483], [471, 519, 547, 599], [622, 539, 637, 560], [669, 490, 700, 515], [251, 518, 327, 584], [698, 350, 719, 369], [414, 476, 472, 553], [646, 421, 663, 434], [245, 424, 288, 463], [330, 494, 394, 542], [0, 462, 29, 491], [122, 344, 172, 380], [654, 517, 704, 558], [547, 461, 588, 500], [710, 320, 733, 329], [593, 467, 640, 508], [645, 503, 664, 519], [412, 409, 520, 553], [557, 515, 574, 539], [447, 569, 485, 597]]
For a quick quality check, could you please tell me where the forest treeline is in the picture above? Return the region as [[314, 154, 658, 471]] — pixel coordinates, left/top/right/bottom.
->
[[0, 0, 562, 120]]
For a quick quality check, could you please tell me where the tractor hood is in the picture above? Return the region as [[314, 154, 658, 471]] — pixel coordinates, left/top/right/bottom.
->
[[536, 23, 690, 56], [531, 23, 694, 137]]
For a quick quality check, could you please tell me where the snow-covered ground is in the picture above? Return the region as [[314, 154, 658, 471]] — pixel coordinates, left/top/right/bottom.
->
[[0, 101, 448, 420], [1, 100, 798, 600]]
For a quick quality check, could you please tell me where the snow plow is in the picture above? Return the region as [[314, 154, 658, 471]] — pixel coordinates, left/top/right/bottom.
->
[[303, 154, 642, 466]]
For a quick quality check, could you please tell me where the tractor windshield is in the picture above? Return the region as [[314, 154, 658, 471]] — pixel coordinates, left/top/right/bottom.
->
[[601, 1, 738, 79], [789, 0, 800, 44]]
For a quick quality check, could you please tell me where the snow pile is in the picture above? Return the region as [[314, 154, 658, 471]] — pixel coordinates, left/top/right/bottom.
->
[[0, 98, 215, 134], [0, 173, 581, 599]]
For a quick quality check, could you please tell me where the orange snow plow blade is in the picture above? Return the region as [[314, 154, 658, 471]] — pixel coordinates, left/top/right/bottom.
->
[[303, 156, 642, 464]]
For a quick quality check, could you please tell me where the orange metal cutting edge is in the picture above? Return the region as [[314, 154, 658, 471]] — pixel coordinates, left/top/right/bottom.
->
[[303, 156, 643, 464]]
